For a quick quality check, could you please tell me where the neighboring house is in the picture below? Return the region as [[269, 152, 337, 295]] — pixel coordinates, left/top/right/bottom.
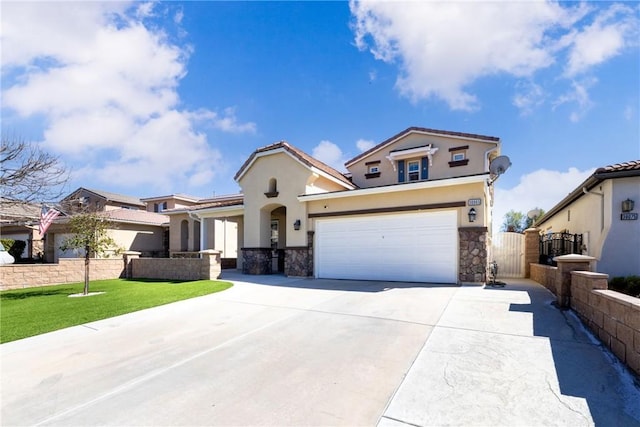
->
[[140, 194, 201, 213], [0, 199, 44, 260], [43, 188, 169, 262], [167, 126, 504, 283], [164, 194, 244, 264], [62, 187, 147, 212], [535, 160, 640, 278]]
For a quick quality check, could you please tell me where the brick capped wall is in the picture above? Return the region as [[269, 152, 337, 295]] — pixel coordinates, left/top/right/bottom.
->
[[0, 258, 125, 290], [570, 271, 640, 377]]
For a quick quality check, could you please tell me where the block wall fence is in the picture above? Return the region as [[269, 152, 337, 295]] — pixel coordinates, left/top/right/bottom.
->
[[0, 250, 222, 291], [524, 228, 640, 377]]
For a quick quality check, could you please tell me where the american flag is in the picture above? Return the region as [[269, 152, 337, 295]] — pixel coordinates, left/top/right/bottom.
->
[[39, 206, 61, 235]]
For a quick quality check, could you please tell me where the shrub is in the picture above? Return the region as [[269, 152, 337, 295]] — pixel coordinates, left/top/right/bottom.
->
[[8, 240, 26, 261], [609, 276, 640, 298], [1, 239, 26, 261], [1, 239, 15, 252]]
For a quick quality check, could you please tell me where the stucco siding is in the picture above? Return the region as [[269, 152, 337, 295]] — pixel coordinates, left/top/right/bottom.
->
[[306, 182, 486, 229], [169, 213, 190, 252], [537, 181, 610, 261], [599, 177, 640, 277], [109, 224, 166, 256], [348, 132, 497, 188], [238, 152, 311, 247]]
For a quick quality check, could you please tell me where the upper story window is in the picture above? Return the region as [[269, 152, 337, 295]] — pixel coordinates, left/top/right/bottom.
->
[[396, 157, 429, 183], [449, 145, 469, 167], [407, 160, 420, 181], [452, 152, 465, 162], [365, 160, 381, 179], [154, 202, 168, 212], [388, 145, 436, 183]]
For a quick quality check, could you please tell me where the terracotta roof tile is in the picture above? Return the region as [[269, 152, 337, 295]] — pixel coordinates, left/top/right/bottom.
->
[[595, 160, 640, 174], [346, 126, 500, 167], [189, 196, 244, 211]]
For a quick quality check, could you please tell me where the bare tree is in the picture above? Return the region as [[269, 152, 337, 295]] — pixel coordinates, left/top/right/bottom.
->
[[1, 137, 69, 205]]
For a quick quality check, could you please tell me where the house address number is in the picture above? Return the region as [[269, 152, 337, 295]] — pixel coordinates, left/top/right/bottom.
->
[[621, 213, 638, 220], [468, 198, 482, 206]]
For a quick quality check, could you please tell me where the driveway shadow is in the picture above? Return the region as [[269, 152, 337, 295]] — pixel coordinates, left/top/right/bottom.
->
[[487, 281, 640, 426], [220, 272, 459, 293]]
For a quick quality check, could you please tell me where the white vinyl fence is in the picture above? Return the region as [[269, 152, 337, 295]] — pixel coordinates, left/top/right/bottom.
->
[[491, 232, 525, 278]]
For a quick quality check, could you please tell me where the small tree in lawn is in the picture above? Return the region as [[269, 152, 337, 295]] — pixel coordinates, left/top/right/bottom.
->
[[60, 212, 118, 295]]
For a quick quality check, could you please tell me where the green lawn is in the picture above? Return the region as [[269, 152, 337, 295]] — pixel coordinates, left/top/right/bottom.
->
[[0, 279, 233, 343]]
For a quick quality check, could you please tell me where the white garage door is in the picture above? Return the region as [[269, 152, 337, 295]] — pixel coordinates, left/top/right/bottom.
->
[[315, 210, 457, 283]]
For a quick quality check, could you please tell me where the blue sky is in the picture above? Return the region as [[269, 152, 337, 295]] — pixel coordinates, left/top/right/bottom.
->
[[2, 1, 639, 228]]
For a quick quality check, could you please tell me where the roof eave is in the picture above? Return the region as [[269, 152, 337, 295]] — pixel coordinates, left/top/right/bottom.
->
[[298, 173, 488, 202]]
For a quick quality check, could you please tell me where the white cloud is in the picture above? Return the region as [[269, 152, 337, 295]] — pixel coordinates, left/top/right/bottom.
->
[[553, 78, 596, 122], [493, 167, 594, 233], [562, 4, 638, 77], [512, 81, 546, 115], [1, 2, 254, 194], [356, 138, 375, 152], [210, 108, 257, 134], [312, 140, 348, 172], [624, 104, 636, 122], [350, 1, 638, 114]]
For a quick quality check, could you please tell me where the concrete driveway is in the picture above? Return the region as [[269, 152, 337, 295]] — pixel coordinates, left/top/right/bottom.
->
[[2, 273, 639, 426]]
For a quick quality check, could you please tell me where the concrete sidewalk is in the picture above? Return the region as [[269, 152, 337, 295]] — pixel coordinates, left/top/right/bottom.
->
[[379, 278, 640, 427]]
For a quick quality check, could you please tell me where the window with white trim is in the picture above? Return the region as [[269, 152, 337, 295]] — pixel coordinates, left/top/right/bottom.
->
[[368, 165, 379, 174], [408, 160, 420, 181], [452, 152, 465, 162]]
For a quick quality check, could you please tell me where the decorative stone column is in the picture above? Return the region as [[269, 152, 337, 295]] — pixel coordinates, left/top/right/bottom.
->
[[241, 248, 272, 275], [523, 228, 540, 278], [459, 227, 488, 283], [553, 254, 596, 308], [122, 251, 141, 279], [284, 248, 311, 277], [200, 249, 221, 280], [284, 231, 314, 277]]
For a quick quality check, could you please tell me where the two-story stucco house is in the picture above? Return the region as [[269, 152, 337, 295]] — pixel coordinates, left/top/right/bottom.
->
[[166, 126, 504, 283]]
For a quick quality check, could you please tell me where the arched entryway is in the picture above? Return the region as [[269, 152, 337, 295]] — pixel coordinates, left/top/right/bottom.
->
[[268, 206, 286, 273], [242, 203, 287, 275]]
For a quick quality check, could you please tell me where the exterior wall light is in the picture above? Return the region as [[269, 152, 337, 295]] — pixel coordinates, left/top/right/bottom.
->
[[468, 208, 477, 223], [622, 198, 635, 212], [293, 219, 301, 230]]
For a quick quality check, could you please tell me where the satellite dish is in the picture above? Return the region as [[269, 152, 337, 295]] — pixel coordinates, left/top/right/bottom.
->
[[527, 208, 542, 219], [489, 156, 512, 177]]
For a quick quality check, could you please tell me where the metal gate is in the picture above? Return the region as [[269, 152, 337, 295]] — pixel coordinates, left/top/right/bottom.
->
[[491, 232, 525, 278]]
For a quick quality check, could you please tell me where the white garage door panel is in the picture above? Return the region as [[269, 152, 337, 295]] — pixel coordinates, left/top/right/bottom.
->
[[316, 211, 457, 283]]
